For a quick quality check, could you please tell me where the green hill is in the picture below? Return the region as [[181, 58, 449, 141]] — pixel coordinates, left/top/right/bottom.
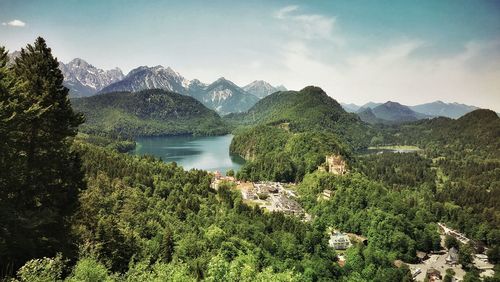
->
[[384, 109, 500, 158], [228, 86, 373, 182], [71, 89, 228, 138], [230, 86, 370, 148]]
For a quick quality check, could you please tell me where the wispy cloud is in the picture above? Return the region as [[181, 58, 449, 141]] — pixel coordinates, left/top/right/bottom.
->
[[2, 19, 26, 27], [274, 5, 299, 19], [274, 5, 337, 42]]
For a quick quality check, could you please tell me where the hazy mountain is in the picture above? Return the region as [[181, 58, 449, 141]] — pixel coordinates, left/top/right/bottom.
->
[[370, 101, 430, 123], [197, 77, 259, 115], [356, 107, 385, 124], [409, 101, 479, 119], [362, 102, 383, 109], [242, 80, 286, 99], [100, 65, 189, 95], [59, 58, 124, 97], [340, 103, 361, 113], [71, 89, 227, 137]]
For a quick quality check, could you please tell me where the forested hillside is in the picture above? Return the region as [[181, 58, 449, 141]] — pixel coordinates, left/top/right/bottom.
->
[[229, 86, 373, 182], [71, 89, 228, 138]]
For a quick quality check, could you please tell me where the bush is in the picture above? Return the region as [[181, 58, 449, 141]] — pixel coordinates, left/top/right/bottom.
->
[[16, 254, 65, 282], [66, 258, 112, 282]]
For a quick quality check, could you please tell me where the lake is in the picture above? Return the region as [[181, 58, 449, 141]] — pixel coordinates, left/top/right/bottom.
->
[[132, 134, 245, 173]]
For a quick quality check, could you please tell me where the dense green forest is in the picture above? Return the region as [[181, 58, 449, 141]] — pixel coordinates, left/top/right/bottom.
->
[[228, 86, 373, 183], [71, 89, 229, 138], [1, 38, 499, 281]]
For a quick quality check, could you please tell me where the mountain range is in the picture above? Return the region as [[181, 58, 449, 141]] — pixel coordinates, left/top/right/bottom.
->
[[60, 58, 285, 114], [409, 101, 479, 119], [357, 101, 431, 124], [59, 58, 125, 97], [342, 100, 480, 120], [242, 80, 287, 99], [7, 53, 485, 119]]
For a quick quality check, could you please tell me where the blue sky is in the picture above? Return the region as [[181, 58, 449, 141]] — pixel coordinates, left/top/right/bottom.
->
[[1, 0, 500, 110]]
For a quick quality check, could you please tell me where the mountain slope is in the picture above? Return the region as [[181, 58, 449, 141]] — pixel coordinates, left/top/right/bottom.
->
[[60, 58, 124, 97], [391, 109, 500, 158], [232, 86, 371, 149], [242, 80, 287, 99], [340, 103, 361, 113], [356, 107, 385, 124], [100, 65, 189, 95], [99, 67, 260, 114], [196, 77, 259, 115], [370, 101, 429, 123], [71, 89, 227, 137], [362, 102, 383, 109], [229, 86, 372, 182], [409, 101, 479, 119]]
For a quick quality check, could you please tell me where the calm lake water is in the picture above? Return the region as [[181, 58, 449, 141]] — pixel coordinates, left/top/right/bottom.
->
[[132, 134, 245, 173]]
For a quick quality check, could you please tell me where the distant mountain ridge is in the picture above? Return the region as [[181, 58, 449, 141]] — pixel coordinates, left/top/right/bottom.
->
[[59, 58, 124, 97], [98, 65, 276, 114], [197, 77, 260, 115], [340, 103, 361, 113], [409, 101, 479, 119], [99, 66, 261, 114], [341, 100, 481, 119], [242, 80, 287, 99], [100, 65, 189, 95], [370, 101, 430, 123], [7, 53, 284, 114]]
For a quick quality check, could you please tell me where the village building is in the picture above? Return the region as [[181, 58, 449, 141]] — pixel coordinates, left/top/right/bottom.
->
[[475, 254, 488, 262], [446, 247, 459, 265], [325, 155, 348, 175], [329, 230, 352, 250]]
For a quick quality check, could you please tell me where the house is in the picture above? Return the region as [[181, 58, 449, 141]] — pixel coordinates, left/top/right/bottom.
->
[[426, 268, 442, 281], [325, 155, 348, 175], [475, 254, 488, 262], [446, 247, 459, 265], [329, 230, 352, 250]]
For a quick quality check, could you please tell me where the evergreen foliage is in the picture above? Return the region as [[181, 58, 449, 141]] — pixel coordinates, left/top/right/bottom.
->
[[0, 38, 84, 275]]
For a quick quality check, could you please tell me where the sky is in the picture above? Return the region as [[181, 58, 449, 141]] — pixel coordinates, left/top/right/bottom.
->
[[1, 0, 500, 110]]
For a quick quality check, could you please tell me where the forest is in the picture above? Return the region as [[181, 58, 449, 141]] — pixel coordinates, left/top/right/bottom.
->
[[0, 38, 499, 282]]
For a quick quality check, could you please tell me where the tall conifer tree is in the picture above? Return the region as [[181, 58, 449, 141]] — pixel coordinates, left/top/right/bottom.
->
[[0, 37, 84, 274]]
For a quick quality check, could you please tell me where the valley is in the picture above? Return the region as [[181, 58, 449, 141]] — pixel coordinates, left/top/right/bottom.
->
[[1, 6, 500, 279]]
